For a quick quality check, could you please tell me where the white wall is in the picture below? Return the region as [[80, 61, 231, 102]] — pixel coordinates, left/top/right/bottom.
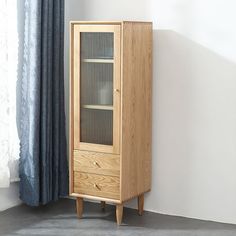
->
[[64, 0, 236, 224], [0, 0, 24, 212]]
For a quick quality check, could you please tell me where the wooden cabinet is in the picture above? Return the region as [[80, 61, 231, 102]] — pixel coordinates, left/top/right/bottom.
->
[[69, 21, 152, 225]]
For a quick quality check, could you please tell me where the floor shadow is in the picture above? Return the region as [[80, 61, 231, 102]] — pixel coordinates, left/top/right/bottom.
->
[[1, 199, 236, 236]]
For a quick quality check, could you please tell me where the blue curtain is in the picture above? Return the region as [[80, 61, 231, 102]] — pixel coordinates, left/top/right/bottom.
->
[[19, 0, 68, 206]]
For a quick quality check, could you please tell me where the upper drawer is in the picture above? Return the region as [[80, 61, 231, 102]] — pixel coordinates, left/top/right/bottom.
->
[[74, 150, 120, 176]]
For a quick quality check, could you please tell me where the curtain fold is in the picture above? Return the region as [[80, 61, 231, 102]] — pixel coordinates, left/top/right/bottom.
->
[[20, 0, 68, 206]]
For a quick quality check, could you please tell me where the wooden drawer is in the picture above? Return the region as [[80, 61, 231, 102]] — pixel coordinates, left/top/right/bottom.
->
[[74, 172, 120, 199], [73, 150, 120, 176]]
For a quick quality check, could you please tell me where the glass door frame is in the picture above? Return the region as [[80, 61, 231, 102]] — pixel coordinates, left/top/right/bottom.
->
[[72, 24, 121, 154]]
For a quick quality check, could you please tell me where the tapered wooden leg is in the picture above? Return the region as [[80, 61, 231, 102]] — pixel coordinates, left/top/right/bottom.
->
[[76, 197, 83, 219], [101, 201, 106, 210], [116, 204, 123, 225], [138, 194, 144, 216]]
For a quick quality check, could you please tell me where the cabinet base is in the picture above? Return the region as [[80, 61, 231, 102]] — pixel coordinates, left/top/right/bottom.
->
[[76, 197, 83, 218], [101, 201, 106, 210], [116, 204, 123, 225], [75, 193, 145, 225]]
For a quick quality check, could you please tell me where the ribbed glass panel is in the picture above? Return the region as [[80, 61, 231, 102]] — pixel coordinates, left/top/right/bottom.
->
[[81, 63, 113, 105], [80, 32, 114, 145], [81, 33, 113, 59], [80, 109, 113, 145]]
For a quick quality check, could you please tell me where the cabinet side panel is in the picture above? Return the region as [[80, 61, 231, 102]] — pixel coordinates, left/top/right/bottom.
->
[[69, 23, 74, 195], [121, 22, 152, 201]]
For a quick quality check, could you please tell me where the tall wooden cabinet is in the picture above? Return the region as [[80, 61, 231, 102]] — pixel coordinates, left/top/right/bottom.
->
[[69, 21, 152, 225]]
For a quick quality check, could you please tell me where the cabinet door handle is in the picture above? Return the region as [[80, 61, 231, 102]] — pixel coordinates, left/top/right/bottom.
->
[[93, 183, 100, 190], [114, 88, 119, 92], [93, 161, 100, 167]]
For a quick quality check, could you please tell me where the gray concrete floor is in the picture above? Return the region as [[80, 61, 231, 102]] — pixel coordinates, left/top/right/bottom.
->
[[0, 199, 236, 236]]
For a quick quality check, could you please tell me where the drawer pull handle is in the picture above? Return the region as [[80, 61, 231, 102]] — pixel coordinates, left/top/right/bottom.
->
[[93, 161, 100, 167], [93, 183, 100, 190]]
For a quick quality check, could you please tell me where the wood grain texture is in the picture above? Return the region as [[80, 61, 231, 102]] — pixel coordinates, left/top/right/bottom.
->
[[116, 204, 123, 225], [113, 25, 121, 154], [120, 22, 152, 201], [101, 201, 106, 210], [70, 21, 152, 25], [74, 150, 120, 176], [138, 194, 144, 216], [70, 193, 121, 203], [74, 172, 120, 199], [76, 24, 119, 32], [73, 25, 81, 149], [70, 21, 122, 25], [76, 197, 83, 218], [79, 143, 114, 154]]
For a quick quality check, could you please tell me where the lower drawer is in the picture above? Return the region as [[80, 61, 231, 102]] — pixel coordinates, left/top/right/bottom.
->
[[74, 172, 120, 200]]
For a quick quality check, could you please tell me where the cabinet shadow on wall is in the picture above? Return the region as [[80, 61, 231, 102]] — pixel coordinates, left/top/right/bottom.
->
[[148, 29, 236, 222]]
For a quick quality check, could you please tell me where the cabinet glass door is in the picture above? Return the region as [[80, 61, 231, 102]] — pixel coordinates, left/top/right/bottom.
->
[[80, 32, 113, 145], [73, 25, 121, 154]]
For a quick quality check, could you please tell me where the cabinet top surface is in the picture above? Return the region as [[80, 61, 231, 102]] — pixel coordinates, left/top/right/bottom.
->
[[70, 21, 152, 25]]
